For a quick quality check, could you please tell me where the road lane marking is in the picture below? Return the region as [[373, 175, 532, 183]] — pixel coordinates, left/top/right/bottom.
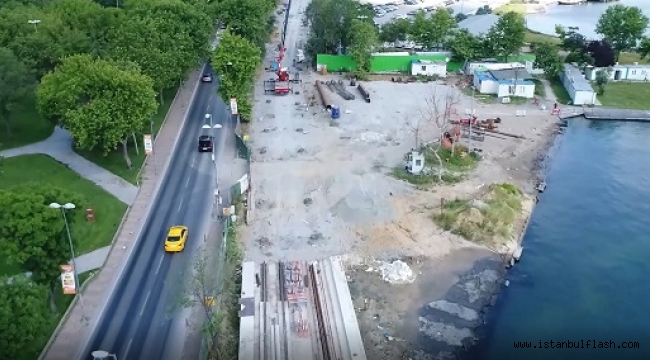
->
[[140, 290, 151, 317], [125, 338, 133, 359], [155, 255, 164, 275], [177, 198, 184, 213], [191, 157, 196, 167], [185, 177, 190, 189]]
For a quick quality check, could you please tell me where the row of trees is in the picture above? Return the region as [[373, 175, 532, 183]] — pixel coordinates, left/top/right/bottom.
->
[[532, 5, 649, 95], [0, 183, 85, 360], [1, 0, 215, 167]]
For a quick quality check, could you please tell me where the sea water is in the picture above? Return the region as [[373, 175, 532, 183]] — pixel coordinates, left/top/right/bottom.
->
[[474, 118, 650, 360]]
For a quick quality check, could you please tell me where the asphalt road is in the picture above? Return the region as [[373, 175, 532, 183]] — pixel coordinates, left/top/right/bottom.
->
[[82, 65, 231, 360]]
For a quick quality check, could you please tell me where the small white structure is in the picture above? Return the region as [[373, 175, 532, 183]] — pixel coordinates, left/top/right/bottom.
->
[[464, 61, 537, 76], [584, 63, 650, 81], [405, 151, 425, 175], [560, 64, 596, 105], [473, 68, 536, 99], [410, 60, 447, 78]]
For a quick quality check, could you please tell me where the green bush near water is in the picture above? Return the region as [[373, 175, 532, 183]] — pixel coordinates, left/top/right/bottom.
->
[[392, 146, 479, 186], [434, 183, 524, 244]]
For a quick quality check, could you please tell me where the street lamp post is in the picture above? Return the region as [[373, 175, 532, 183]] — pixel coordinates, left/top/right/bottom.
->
[[49, 202, 84, 306], [202, 119, 223, 178], [28, 19, 41, 32]]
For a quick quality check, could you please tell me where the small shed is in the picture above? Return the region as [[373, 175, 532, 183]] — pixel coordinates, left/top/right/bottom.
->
[[410, 60, 447, 78], [561, 64, 596, 105], [473, 68, 535, 98], [585, 63, 650, 81]]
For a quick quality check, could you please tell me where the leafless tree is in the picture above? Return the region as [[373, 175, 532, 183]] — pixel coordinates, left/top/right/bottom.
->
[[419, 84, 462, 181], [179, 248, 238, 360]]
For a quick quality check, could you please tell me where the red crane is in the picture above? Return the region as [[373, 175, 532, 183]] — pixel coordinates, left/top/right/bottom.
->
[[276, 44, 289, 82]]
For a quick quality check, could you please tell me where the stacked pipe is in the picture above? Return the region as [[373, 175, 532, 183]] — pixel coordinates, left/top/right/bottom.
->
[[329, 80, 355, 100], [357, 83, 370, 103], [315, 81, 333, 110]]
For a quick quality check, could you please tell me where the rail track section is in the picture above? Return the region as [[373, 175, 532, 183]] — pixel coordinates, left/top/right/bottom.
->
[[238, 256, 366, 360]]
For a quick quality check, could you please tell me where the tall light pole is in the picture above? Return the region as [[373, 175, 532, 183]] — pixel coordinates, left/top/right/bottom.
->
[[202, 119, 223, 175], [49, 202, 84, 306], [28, 19, 41, 32]]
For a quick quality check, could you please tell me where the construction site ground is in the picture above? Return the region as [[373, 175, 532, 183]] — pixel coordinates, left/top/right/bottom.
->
[[241, 0, 562, 357]]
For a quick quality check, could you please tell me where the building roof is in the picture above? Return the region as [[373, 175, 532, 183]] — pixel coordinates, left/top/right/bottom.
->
[[457, 14, 500, 36], [563, 64, 593, 92], [411, 59, 445, 65], [489, 68, 532, 81], [498, 79, 534, 86]]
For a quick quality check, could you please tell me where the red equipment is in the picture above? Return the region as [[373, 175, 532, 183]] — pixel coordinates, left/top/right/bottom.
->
[[273, 44, 290, 94]]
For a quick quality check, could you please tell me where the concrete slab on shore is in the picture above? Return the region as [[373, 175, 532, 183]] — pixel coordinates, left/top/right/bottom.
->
[[583, 107, 650, 122]]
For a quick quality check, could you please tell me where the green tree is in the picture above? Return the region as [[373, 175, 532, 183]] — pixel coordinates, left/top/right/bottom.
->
[[211, 30, 261, 122], [637, 37, 650, 59], [216, 0, 275, 47], [348, 19, 377, 75], [49, 0, 122, 57], [0, 47, 34, 137], [475, 5, 492, 15], [595, 68, 611, 95], [446, 29, 481, 62], [409, 9, 455, 50], [380, 19, 411, 43], [0, 5, 91, 78], [455, 13, 468, 23], [0, 275, 54, 360], [485, 11, 525, 61], [37, 54, 157, 168], [596, 5, 649, 60], [0, 188, 69, 288], [306, 0, 373, 56], [533, 41, 563, 79]]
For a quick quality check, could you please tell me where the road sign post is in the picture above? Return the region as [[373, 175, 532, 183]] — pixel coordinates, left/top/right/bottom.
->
[[143, 134, 156, 175]]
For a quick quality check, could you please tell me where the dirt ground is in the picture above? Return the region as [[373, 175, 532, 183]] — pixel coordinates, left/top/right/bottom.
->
[[240, 0, 563, 357]]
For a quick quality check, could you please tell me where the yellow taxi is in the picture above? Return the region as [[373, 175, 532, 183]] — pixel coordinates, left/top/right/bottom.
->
[[164, 225, 188, 252]]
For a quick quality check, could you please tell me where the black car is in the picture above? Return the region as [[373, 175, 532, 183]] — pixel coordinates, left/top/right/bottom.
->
[[198, 135, 214, 152], [201, 73, 213, 82]]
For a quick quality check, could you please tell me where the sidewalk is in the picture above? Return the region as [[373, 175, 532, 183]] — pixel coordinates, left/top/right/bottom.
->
[[0, 127, 138, 205], [41, 69, 204, 360]]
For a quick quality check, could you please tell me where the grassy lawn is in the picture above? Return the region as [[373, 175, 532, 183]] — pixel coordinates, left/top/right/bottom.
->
[[525, 30, 561, 45], [0, 154, 127, 276], [618, 52, 650, 65], [597, 82, 650, 110], [0, 95, 54, 150], [75, 86, 179, 184], [495, 3, 526, 15], [549, 76, 572, 104], [433, 183, 524, 245], [392, 146, 479, 186], [531, 79, 546, 98]]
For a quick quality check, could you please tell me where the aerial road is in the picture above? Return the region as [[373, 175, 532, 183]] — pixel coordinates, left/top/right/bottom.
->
[[81, 64, 231, 360]]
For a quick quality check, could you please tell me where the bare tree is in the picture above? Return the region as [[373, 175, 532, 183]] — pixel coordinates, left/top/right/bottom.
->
[[420, 84, 462, 181], [406, 114, 423, 149], [179, 248, 238, 360]]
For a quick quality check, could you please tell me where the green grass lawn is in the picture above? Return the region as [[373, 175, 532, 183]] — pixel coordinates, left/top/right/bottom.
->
[[549, 76, 572, 104], [0, 154, 127, 276], [597, 82, 650, 110], [75, 86, 179, 184], [531, 79, 546, 98], [495, 3, 526, 15], [525, 30, 561, 45], [0, 95, 55, 149]]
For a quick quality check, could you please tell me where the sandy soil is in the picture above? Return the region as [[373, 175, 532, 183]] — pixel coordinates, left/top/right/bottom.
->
[[240, 0, 563, 357]]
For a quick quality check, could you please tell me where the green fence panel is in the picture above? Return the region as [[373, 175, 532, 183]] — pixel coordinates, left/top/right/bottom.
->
[[317, 54, 464, 73], [235, 134, 250, 161], [230, 182, 241, 200]]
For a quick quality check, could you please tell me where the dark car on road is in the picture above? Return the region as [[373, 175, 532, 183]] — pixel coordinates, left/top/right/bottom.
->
[[198, 135, 214, 152], [201, 73, 213, 82]]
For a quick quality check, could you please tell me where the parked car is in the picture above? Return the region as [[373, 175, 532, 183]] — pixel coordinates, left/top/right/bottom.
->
[[201, 73, 213, 82]]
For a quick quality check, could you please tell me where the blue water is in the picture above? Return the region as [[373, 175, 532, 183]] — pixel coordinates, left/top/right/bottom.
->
[[477, 119, 650, 359]]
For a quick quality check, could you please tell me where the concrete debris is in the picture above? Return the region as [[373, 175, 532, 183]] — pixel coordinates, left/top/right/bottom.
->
[[377, 260, 415, 284]]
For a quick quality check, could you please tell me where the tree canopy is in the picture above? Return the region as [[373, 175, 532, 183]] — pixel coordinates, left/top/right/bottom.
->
[[0, 47, 34, 137], [485, 12, 525, 61], [0, 184, 84, 287], [306, 0, 374, 56], [348, 19, 378, 75], [211, 31, 262, 122], [37, 54, 157, 167], [0, 275, 54, 360], [596, 5, 648, 60], [533, 42, 563, 79]]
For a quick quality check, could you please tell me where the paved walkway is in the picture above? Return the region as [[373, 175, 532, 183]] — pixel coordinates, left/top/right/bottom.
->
[[42, 69, 204, 360], [0, 126, 138, 205]]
